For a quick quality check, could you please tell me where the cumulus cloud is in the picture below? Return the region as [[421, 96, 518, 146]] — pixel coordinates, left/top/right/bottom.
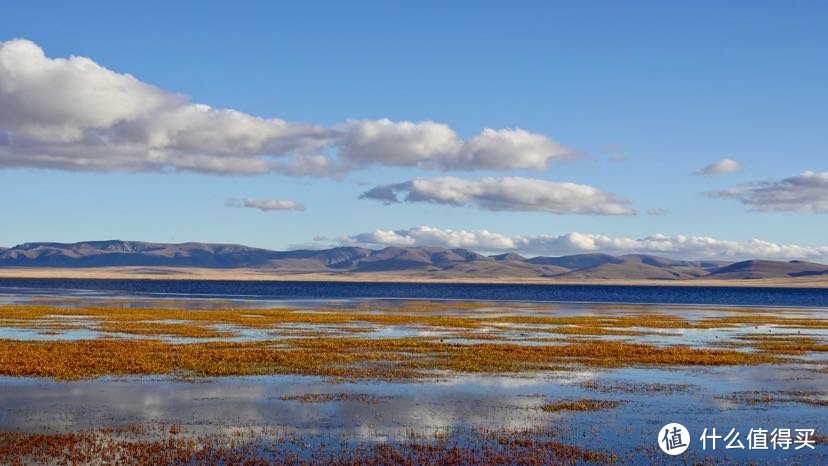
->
[[226, 198, 305, 212], [709, 171, 828, 213], [340, 119, 462, 167], [456, 128, 571, 170], [344, 226, 517, 250], [336, 226, 828, 262], [341, 120, 572, 170], [693, 158, 742, 176], [0, 39, 572, 175], [360, 177, 634, 215], [0, 39, 334, 174]]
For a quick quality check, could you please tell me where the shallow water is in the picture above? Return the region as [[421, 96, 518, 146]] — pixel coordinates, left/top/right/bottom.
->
[[1, 365, 823, 462], [0, 287, 825, 463], [3, 297, 825, 348]]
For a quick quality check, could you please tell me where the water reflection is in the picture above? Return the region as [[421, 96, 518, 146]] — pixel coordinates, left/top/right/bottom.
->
[[0, 290, 825, 463]]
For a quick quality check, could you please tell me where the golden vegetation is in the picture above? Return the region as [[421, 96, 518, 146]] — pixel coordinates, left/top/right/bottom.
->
[[718, 390, 828, 407], [0, 303, 823, 380], [696, 314, 828, 329], [542, 326, 658, 336], [2, 303, 825, 338], [0, 338, 418, 380], [579, 381, 694, 394], [540, 399, 623, 412], [0, 336, 781, 381], [729, 334, 828, 355], [0, 424, 618, 465], [278, 393, 392, 403], [97, 321, 235, 339]]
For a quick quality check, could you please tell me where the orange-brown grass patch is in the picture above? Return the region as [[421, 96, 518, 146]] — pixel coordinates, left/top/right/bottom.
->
[[0, 337, 780, 381], [522, 336, 572, 343], [697, 314, 828, 329], [544, 326, 659, 336], [0, 338, 418, 380], [278, 393, 393, 403], [0, 304, 485, 331], [0, 425, 616, 465], [718, 390, 828, 407], [579, 381, 694, 394], [3, 305, 825, 341], [540, 399, 622, 412], [269, 329, 333, 338], [728, 334, 828, 355], [96, 321, 236, 339], [448, 331, 502, 340], [0, 319, 87, 330], [334, 326, 375, 333], [402, 340, 779, 373]]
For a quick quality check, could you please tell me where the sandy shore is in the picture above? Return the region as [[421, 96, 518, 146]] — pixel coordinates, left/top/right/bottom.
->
[[0, 266, 827, 288]]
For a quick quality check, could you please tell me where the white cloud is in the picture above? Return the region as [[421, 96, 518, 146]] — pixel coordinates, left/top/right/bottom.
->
[[0, 39, 334, 174], [340, 119, 462, 167], [226, 198, 305, 212], [340, 120, 572, 170], [337, 226, 828, 261], [345, 226, 517, 250], [360, 176, 634, 215], [0, 39, 170, 141], [693, 158, 742, 176], [0, 39, 573, 175], [455, 128, 571, 170], [709, 171, 828, 213]]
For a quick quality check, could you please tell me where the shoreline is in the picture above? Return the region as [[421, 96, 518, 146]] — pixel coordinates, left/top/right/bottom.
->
[[1, 266, 827, 288]]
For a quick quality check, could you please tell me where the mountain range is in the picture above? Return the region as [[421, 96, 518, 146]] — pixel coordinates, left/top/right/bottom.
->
[[1, 240, 827, 281]]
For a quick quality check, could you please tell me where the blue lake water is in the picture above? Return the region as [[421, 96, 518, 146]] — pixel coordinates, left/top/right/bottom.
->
[[0, 278, 827, 307]]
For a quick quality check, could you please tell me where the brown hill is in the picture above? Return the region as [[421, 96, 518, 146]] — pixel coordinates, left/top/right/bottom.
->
[[707, 260, 828, 279], [1, 240, 825, 282]]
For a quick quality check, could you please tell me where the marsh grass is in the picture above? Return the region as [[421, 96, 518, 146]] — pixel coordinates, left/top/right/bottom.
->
[[578, 381, 694, 394], [278, 393, 393, 403], [3, 304, 825, 336], [540, 399, 623, 412], [727, 334, 828, 355], [0, 304, 821, 380], [0, 336, 781, 380], [97, 321, 236, 339], [0, 424, 617, 465], [718, 390, 828, 407]]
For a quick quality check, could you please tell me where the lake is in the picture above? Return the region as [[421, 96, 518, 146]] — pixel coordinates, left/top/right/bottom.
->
[[0, 280, 824, 463], [1, 277, 827, 306]]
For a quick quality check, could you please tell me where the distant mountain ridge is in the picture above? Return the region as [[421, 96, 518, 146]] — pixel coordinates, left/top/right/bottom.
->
[[1, 240, 827, 281]]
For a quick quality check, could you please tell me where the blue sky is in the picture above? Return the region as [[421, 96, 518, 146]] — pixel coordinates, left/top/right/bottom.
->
[[1, 1, 826, 260]]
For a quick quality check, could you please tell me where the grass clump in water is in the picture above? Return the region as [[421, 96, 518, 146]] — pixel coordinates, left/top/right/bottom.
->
[[540, 399, 622, 412]]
